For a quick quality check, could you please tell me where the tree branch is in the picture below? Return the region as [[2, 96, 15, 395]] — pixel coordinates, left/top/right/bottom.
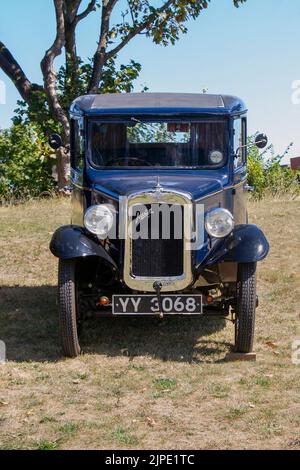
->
[[88, 0, 118, 93], [64, 0, 82, 78], [0, 41, 41, 103], [126, 0, 136, 26], [41, 0, 70, 139], [63, 0, 82, 22], [75, 0, 97, 24], [106, 0, 173, 59]]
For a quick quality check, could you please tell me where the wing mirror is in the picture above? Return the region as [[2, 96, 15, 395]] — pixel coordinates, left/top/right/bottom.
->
[[235, 133, 269, 157], [255, 133, 268, 149], [48, 133, 63, 150]]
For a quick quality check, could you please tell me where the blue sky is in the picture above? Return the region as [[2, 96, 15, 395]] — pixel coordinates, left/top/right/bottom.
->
[[1, 0, 300, 161]]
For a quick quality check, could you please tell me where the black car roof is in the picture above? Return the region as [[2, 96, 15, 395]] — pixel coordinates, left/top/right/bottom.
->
[[70, 93, 247, 116]]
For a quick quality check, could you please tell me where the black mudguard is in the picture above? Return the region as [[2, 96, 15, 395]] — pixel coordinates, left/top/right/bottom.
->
[[50, 225, 117, 269], [201, 224, 270, 267]]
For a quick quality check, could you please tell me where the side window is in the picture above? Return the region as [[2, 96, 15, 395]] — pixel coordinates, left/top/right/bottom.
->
[[233, 118, 246, 169], [71, 118, 85, 171]]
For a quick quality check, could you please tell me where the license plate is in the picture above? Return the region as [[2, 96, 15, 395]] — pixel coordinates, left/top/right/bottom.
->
[[112, 295, 203, 315]]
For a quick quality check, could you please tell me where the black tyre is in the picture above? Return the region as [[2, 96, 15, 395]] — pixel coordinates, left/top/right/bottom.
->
[[58, 259, 81, 357], [234, 262, 257, 353]]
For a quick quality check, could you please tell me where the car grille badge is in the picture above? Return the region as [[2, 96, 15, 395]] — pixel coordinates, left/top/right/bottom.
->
[[153, 176, 164, 201]]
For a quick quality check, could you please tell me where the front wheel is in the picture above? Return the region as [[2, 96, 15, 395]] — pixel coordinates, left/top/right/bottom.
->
[[58, 259, 81, 357], [234, 262, 257, 353]]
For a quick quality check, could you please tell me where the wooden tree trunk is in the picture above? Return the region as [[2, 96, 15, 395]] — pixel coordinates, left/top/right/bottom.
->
[[41, 0, 71, 191], [56, 147, 70, 191]]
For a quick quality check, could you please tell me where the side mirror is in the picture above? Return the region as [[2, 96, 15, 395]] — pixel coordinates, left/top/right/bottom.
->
[[255, 133, 268, 149], [48, 133, 62, 150]]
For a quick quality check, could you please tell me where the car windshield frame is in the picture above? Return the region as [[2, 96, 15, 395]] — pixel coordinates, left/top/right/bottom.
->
[[87, 115, 230, 170]]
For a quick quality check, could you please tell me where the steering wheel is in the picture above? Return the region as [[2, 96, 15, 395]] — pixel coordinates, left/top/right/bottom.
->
[[104, 156, 152, 167]]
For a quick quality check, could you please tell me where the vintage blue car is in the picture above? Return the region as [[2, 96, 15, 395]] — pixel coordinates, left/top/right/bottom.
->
[[49, 93, 269, 357]]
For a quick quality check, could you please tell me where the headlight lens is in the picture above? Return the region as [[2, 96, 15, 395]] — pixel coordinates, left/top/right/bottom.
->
[[205, 208, 234, 239], [84, 204, 115, 237], [208, 150, 223, 165]]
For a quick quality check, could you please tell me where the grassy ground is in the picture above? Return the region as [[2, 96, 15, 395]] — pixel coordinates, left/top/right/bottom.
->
[[0, 197, 300, 450]]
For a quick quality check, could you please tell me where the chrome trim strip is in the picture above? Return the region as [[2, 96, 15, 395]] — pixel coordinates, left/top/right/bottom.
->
[[194, 189, 223, 202], [194, 179, 246, 203], [225, 179, 247, 190], [123, 189, 193, 293], [92, 186, 119, 201]]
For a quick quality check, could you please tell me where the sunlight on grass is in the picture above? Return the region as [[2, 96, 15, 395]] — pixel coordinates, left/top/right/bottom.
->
[[35, 440, 59, 451], [0, 197, 299, 449], [111, 427, 137, 446], [153, 378, 177, 391]]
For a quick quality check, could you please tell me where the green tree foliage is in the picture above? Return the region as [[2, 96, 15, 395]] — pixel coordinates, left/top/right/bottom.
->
[[0, 124, 56, 202], [13, 57, 144, 136], [247, 137, 300, 199]]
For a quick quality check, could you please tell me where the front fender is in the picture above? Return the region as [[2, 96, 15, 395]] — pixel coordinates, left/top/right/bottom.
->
[[201, 224, 269, 267], [50, 225, 117, 269]]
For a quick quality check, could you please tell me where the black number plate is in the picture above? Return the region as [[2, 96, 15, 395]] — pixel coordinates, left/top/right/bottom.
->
[[113, 295, 203, 315]]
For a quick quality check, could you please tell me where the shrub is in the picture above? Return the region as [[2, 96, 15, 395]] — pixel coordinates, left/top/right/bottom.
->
[[247, 139, 300, 199], [0, 124, 56, 202]]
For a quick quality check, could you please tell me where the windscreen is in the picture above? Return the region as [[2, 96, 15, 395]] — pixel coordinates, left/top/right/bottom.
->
[[90, 119, 227, 168]]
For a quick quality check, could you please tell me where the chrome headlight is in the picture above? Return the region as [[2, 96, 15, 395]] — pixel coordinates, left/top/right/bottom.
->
[[205, 208, 234, 239], [208, 150, 223, 165], [84, 204, 115, 237]]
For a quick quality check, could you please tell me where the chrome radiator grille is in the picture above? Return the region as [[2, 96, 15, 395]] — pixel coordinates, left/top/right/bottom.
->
[[131, 204, 184, 277], [123, 190, 193, 292]]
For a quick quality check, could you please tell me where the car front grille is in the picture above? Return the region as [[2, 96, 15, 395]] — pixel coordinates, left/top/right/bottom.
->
[[123, 190, 193, 292], [131, 204, 184, 277]]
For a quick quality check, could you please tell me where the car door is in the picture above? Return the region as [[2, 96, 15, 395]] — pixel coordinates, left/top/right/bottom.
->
[[233, 117, 248, 225], [70, 117, 86, 226]]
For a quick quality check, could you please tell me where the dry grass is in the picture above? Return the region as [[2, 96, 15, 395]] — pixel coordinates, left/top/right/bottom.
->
[[0, 197, 300, 450]]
